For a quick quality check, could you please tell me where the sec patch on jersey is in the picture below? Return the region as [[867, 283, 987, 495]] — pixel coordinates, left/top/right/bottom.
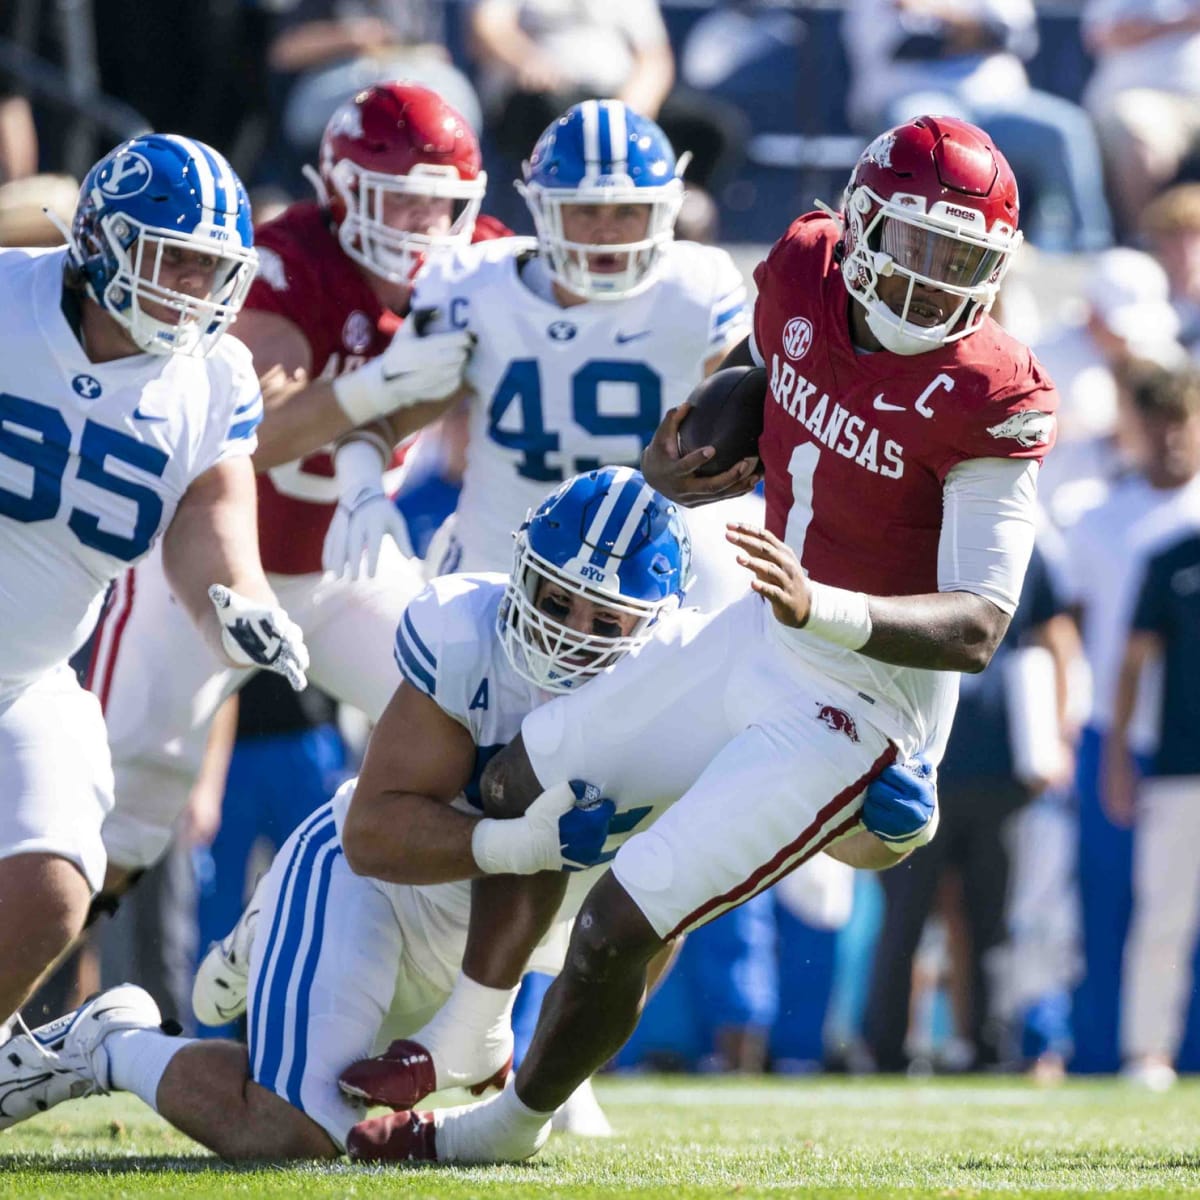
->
[[676, 365, 766, 476]]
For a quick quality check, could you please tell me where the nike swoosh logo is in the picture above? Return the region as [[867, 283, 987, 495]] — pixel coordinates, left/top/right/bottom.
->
[[873, 394, 906, 412], [615, 330, 651, 345], [132, 406, 168, 422]]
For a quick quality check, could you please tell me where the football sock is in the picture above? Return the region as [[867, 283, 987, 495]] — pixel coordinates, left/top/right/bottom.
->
[[105, 1028, 190, 1111], [436, 1081, 553, 1163], [416, 973, 516, 1090]]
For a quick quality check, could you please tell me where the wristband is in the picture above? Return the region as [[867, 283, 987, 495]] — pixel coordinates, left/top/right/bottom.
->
[[472, 817, 542, 876], [802, 581, 873, 650]]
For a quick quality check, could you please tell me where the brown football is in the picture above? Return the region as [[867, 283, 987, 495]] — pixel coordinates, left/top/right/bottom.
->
[[676, 365, 767, 476]]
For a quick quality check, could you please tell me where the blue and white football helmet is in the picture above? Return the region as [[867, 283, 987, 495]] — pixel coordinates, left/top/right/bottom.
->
[[500, 466, 691, 693], [66, 134, 257, 356], [516, 99, 685, 301]]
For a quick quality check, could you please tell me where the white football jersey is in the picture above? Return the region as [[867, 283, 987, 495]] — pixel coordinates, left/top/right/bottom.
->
[[413, 238, 748, 573], [0, 248, 262, 695]]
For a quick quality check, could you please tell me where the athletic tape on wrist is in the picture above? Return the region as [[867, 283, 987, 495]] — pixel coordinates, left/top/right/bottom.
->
[[802, 581, 873, 650]]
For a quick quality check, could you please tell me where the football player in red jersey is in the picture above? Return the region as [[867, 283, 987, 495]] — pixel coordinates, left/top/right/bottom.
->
[[85, 83, 509, 913], [335, 115, 1060, 1164]]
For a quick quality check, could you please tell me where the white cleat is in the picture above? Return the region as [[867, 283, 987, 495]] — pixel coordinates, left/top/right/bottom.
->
[[0, 984, 162, 1131], [193, 901, 260, 1027], [550, 1077, 613, 1138]]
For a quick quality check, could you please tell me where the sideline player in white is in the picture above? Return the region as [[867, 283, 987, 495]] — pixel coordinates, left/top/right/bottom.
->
[[0, 467, 933, 1158], [0, 134, 307, 1030], [85, 84, 493, 909], [0, 468, 688, 1156]]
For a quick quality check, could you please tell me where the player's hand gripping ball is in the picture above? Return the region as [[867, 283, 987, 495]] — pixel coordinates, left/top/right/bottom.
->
[[675, 365, 767, 476]]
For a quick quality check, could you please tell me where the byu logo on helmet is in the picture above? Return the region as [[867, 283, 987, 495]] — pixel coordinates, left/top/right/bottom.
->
[[99, 152, 152, 199]]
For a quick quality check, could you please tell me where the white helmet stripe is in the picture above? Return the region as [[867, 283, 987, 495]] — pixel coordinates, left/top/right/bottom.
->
[[580, 99, 601, 181], [608, 481, 655, 561], [583, 466, 645, 573], [168, 134, 236, 231], [602, 100, 627, 175]]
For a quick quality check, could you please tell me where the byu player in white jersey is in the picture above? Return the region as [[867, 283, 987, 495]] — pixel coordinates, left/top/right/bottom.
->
[[0, 135, 307, 1030], [326, 98, 762, 613], [0, 468, 688, 1157]]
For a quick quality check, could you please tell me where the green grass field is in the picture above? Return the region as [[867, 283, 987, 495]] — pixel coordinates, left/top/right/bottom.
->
[[1, 1076, 1197, 1198]]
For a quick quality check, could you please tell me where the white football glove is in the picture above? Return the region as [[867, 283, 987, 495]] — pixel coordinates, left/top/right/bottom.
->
[[332, 313, 470, 426], [471, 781, 616, 875], [208, 585, 310, 691], [322, 439, 413, 580]]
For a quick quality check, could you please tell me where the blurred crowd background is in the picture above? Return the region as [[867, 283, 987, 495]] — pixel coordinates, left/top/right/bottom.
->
[[5, 0, 1200, 1091]]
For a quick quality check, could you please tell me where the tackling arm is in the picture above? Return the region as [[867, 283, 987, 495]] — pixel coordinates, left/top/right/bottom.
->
[[341, 682, 481, 882]]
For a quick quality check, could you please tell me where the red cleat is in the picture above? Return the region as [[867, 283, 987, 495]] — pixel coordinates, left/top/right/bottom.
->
[[338, 1038, 512, 1109], [346, 1109, 437, 1162]]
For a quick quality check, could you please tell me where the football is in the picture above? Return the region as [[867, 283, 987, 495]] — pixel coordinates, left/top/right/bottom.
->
[[675, 365, 767, 476]]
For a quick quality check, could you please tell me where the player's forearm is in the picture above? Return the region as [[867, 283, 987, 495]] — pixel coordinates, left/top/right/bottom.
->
[[824, 827, 910, 869], [253, 383, 462, 471], [163, 479, 277, 658], [858, 590, 1008, 674], [341, 792, 484, 884]]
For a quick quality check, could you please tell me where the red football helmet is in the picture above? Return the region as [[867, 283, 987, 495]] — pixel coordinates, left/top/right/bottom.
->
[[315, 81, 486, 284], [839, 115, 1021, 355]]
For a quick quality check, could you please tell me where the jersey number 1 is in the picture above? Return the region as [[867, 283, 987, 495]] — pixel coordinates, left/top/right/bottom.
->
[[487, 358, 662, 482], [0, 393, 168, 561]]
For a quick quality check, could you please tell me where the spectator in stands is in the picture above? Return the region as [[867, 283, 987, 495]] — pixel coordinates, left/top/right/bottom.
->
[[1062, 361, 1200, 1073], [267, 0, 482, 177], [1034, 248, 1187, 523], [1102, 373, 1200, 1091], [842, 0, 1113, 252], [465, 0, 746, 232], [1082, 0, 1200, 240], [863, 536, 1070, 1073], [1141, 182, 1200, 349]]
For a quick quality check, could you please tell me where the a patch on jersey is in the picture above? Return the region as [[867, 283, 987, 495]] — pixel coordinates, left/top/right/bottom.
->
[[469, 678, 490, 711], [256, 246, 289, 292], [99, 150, 152, 199], [815, 703, 860, 743], [862, 132, 895, 170], [986, 410, 1056, 448], [782, 316, 813, 361], [72, 373, 102, 400], [547, 320, 577, 342], [343, 310, 373, 354]]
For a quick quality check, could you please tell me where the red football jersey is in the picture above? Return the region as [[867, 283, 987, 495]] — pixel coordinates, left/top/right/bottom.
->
[[249, 202, 510, 575], [754, 214, 1058, 598]]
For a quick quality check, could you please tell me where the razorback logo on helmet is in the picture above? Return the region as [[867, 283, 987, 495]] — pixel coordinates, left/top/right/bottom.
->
[[815, 703, 860, 743], [862, 132, 895, 170], [986, 410, 1056, 448], [782, 316, 813, 360]]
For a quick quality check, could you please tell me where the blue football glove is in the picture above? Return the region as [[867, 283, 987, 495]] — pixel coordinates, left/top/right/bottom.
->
[[861, 755, 939, 852], [471, 779, 616, 875], [557, 780, 617, 872]]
